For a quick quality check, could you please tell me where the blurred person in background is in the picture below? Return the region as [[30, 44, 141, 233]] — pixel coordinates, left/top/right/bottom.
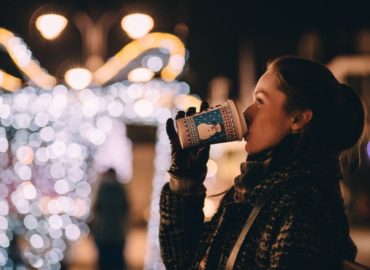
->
[[160, 56, 367, 269], [90, 168, 130, 270]]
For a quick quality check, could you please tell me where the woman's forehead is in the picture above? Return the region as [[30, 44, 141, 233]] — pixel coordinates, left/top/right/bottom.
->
[[254, 71, 287, 103], [254, 71, 278, 95]]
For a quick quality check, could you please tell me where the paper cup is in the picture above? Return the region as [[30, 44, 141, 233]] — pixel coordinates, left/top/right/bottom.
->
[[176, 100, 247, 149]]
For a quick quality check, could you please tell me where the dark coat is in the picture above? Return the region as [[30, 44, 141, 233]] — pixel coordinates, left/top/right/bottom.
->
[[91, 172, 129, 243], [159, 146, 357, 270]]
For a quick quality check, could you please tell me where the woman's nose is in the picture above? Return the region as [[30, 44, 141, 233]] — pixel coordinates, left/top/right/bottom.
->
[[243, 104, 255, 126]]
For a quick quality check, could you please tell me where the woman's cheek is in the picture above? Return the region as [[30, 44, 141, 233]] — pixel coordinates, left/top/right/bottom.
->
[[244, 137, 256, 153]]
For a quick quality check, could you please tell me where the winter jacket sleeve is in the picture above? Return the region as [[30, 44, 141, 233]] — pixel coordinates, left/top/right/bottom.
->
[[159, 183, 206, 270]]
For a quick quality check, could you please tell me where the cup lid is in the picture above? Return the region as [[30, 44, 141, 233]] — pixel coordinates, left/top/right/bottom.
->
[[227, 100, 248, 139]]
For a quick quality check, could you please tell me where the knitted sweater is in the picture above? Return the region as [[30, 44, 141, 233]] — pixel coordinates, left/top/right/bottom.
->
[[159, 146, 357, 270]]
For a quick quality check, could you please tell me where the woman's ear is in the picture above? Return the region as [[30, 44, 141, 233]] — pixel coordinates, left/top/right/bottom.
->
[[290, 110, 313, 133]]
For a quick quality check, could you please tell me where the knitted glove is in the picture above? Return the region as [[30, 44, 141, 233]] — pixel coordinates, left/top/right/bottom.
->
[[166, 101, 210, 194]]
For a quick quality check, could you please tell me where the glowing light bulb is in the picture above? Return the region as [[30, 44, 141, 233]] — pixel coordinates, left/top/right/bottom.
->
[[30, 234, 44, 249], [134, 99, 154, 117], [128, 68, 154, 82], [65, 68, 92, 90], [36, 14, 68, 40], [145, 56, 163, 72], [121, 13, 154, 39]]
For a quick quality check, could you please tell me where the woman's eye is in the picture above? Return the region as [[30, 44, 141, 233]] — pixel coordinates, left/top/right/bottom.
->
[[256, 98, 263, 106]]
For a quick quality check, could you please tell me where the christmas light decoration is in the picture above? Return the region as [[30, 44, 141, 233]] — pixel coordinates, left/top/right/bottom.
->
[[0, 79, 194, 269], [0, 22, 189, 270]]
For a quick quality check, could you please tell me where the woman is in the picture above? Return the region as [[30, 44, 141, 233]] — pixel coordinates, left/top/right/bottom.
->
[[159, 56, 366, 269]]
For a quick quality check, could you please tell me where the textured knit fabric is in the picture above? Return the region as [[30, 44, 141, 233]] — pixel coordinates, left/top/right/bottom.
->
[[233, 158, 271, 203], [159, 143, 357, 270], [168, 171, 207, 195]]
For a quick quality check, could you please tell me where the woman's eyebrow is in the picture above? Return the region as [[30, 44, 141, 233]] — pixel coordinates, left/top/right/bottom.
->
[[254, 90, 269, 98]]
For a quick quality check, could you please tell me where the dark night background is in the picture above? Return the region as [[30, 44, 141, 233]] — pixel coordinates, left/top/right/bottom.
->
[[1, 1, 370, 268], [1, 0, 370, 98], [2, 0, 369, 213]]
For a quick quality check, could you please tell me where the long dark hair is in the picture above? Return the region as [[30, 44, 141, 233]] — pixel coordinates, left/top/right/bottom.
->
[[267, 56, 367, 169]]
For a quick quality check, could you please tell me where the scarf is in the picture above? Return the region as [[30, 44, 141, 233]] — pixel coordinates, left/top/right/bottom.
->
[[233, 134, 341, 204], [199, 136, 344, 269], [233, 158, 271, 203]]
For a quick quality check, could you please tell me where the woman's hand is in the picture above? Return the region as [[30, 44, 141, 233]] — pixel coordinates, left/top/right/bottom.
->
[[166, 101, 210, 178]]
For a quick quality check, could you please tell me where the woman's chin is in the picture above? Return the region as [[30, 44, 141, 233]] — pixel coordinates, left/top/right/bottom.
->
[[245, 143, 263, 155], [244, 142, 252, 153]]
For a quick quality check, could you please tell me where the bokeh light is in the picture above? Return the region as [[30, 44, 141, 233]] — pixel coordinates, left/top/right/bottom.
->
[[0, 77, 189, 269], [121, 13, 154, 39], [128, 68, 155, 82], [64, 68, 92, 90], [35, 14, 68, 40]]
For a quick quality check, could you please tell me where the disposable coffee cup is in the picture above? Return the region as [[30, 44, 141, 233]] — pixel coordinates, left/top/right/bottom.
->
[[176, 100, 247, 149]]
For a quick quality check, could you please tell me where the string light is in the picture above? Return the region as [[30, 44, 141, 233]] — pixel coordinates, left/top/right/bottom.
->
[[0, 28, 56, 89], [35, 14, 68, 40], [121, 13, 154, 39], [1, 28, 185, 92], [0, 21, 190, 270], [0, 79, 192, 269], [93, 32, 186, 85]]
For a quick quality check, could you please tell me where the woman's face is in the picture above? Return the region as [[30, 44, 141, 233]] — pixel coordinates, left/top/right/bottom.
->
[[243, 70, 293, 154]]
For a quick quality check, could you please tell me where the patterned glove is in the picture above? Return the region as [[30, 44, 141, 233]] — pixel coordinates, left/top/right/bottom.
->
[[166, 101, 210, 187]]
